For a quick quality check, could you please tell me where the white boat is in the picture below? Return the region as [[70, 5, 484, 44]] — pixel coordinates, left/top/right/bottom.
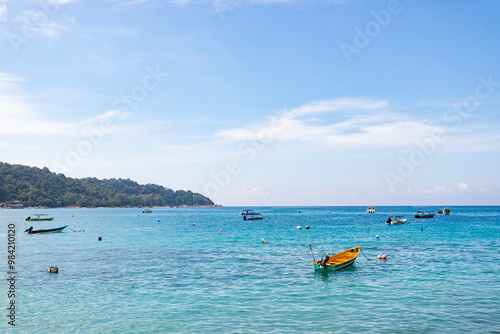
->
[[386, 215, 407, 224], [367, 207, 375, 213]]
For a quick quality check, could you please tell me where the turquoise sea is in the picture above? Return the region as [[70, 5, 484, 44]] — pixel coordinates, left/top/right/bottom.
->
[[1, 206, 499, 333]]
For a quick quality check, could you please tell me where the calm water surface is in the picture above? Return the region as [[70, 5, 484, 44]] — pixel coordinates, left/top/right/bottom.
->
[[1, 206, 499, 333]]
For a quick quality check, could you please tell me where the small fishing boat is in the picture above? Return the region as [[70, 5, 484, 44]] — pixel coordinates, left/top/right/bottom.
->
[[312, 246, 360, 271], [142, 209, 153, 213], [386, 215, 407, 224], [243, 215, 264, 221], [241, 209, 264, 220], [26, 214, 54, 221], [415, 211, 436, 218], [366, 207, 375, 213], [24, 226, 67, 234]]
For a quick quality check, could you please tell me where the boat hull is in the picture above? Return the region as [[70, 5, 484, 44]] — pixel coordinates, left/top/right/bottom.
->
[[243, 216, 264, 220], [313, 257, 357, 271], [415, 214, 435, 218], [387, 221, 405, 225], [313, 246, 360, 271], [25, 226, 67, 234], [26, 218, 54, 221]]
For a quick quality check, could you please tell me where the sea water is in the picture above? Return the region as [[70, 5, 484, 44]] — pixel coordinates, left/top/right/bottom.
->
[[1, 206, 499, 333]]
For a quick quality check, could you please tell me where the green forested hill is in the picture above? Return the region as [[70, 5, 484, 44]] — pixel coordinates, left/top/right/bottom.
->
[[0, 162, 214, 208]]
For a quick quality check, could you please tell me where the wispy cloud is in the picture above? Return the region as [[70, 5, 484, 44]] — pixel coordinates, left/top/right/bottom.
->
[[423, 186, 453, 194], [0, 72, 130, 136], [48, 0, 78, 4], [0, 4, 7, 21], [11, 10, 71, 36], [216, 98, 444, 150]]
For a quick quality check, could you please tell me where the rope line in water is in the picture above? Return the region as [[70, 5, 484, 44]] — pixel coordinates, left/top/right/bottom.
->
[[360, 247, 372, 261]]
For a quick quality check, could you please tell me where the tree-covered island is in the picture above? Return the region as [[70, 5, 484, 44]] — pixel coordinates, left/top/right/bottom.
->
[[0, 162, 215, 208]]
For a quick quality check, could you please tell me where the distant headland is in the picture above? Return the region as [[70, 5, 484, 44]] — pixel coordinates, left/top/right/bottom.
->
[[0, 162, 217, 208]]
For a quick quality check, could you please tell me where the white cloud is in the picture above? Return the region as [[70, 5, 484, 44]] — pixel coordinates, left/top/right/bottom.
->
[[48, 0, 78, 4], [11, 10, 71, 37], [423, 186, 453, 194], [284, 97, 389, 119], [457, 182, 470, 192], [216, 98, 445, 150], [221, 187, 270, 199], [0, 72, 130, 136], [0, 4, 7, 21]]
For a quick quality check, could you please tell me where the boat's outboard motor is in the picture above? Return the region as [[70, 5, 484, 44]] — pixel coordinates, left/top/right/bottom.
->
[[319, 253, 330, 269], [386, 217, 392, 224]]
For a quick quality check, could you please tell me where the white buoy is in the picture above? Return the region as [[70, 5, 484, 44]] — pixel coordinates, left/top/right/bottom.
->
[[297, 226, 302, 230], [376, 235, 380, 238], [261, 238, 267, 243]]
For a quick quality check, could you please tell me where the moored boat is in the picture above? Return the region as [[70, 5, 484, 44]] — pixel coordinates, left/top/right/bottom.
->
[[241, 209, 264, 220], [415, 211, 436, 218], [443, 207, 451, 215], [386, 215, 407, 224], [24, 226, 67, 234], [26, 214, 54, 221], [313, 246, 360, 271], [142, 209, 153, 213], [366, 207, 375, 213]]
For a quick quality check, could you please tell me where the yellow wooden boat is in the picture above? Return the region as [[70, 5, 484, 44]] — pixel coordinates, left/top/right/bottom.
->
[[313, 246, 360, 271]]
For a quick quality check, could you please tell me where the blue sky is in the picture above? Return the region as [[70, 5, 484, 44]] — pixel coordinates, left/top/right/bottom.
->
[[1, 0, 499, 206]]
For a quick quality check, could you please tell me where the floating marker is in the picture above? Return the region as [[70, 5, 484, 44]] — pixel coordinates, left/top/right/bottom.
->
[[376, 235, 380, 238], [305, 225, 310, 229], [48, 267, 58, 273], [261, 238, 267, 243], [297, 226, 302, 230], [98, 236, 102, 241]]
